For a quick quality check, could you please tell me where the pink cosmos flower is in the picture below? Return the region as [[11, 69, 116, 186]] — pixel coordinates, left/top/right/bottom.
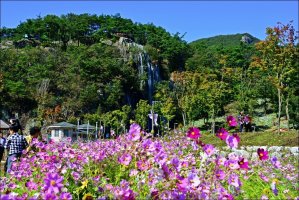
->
[[43, 172, 64, 194], [60, 192, 72, 200], [227, 116, 238, 127], [128, 123, 141, 141], [203, 144, 215, 157], [226, 135, 239, 148], [228, 173, 241, 188], [216, 128, 229, 141], [137, 160, 150, 171], [259, 173, 269, 182], [257, 148, 269, 160], [186, 127, 201, 140], [118, 153, 132, 166], [232, 133, 240, 143], [225, 159, 240, 170]]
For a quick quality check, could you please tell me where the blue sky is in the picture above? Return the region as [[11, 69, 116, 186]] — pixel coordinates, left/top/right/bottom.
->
[[1, 1, 298, 43]]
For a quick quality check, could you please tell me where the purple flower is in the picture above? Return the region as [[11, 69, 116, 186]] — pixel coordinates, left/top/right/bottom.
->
[[216, 128, 229, 141], [128, 123, 141, 141], [225, 159, 239, 170], [227, 116, 238, 127], [188, 173, 201, 188], [71, 171, 81, 181], [271, 156, 282, 169], [137, 160, 149, 171], [228, 173, 241, 188], [226, 135, 239, 148], [215, 169, 225, 180], [176, 177, 190, 192], [186, 127, 201, 140], [271, 180, 278, 196], [25, 180, 38, 190], [43, 192, 58, 200], [60, 192, 72, 200], [43, 172, 64, 194], [257, 148, 269, 160], [203, 144, 215, 157], [118, 153, 132, 166], [259, 173, 269, 182]]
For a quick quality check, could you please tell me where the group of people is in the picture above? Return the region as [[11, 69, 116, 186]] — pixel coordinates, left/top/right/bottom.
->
[[0, 118, 43, 174], [238, 111, 252, 132]]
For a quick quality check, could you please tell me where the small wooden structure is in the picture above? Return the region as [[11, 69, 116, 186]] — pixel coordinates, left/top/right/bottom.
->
[[77, 124, 96, 140]]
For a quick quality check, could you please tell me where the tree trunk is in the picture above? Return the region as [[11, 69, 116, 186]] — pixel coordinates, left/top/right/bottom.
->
[[211, 108, 215, 134], [286, 95, 290, 131], [182, 112, 186, 127], [277, 87, 282, 134]]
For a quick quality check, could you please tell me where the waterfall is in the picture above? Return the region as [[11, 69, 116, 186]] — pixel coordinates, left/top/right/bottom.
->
[[116, 37, 161, 105]]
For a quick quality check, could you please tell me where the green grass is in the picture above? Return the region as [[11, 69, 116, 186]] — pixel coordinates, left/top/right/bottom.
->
[[200, 130, 299, 147]]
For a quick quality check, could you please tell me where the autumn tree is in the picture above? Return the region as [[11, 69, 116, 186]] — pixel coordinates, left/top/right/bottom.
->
[[251, 22, 298, 133]]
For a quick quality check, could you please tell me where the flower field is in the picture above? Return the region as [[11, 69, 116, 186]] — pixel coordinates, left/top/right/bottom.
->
[[1, 120, 299, 200]]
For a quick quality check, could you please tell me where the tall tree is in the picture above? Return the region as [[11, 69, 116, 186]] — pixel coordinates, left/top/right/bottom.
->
[[251, 22, 298, 133]]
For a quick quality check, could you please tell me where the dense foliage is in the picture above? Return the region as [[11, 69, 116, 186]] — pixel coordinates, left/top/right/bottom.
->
[[0, 14, 298, 132]]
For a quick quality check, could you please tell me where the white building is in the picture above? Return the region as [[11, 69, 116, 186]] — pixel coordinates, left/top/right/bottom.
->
[[47, 122, 76, 142]]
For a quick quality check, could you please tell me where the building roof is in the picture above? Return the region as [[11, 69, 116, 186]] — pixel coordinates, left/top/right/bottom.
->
[[78, 124, 95, 130], [48, 122, 76, 129], [0, 119, 10, 129]]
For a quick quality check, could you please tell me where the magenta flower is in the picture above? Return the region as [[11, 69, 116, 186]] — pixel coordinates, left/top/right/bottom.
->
[[203, 144, 215, 157], [215, 169, 225, 180], [128, 123, 141, 141], [238, 158, 249, 170], [232, 133, 240, 143], [227, 116, 238, 127], [216, 128, 229, 140], [118, 153, 132, 166], [186, 127, 201, 140], [43, 172, 64, 194], [176, 177, 190, 192], [226, 135, 239, 148], [257, 148, 269, 160], [60, 192, 72, 200]]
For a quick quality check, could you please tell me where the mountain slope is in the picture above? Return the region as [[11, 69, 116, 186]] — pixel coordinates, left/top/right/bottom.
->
[[189, 33, 260, 48]]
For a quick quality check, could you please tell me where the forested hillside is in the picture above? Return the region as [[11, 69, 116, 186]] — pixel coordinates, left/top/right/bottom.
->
[[190, 33, 260, 48], [0, 14, 298, 133]]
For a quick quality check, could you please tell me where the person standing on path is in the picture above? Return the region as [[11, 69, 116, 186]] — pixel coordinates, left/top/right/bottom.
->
[[4, 125, 28, 173]]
